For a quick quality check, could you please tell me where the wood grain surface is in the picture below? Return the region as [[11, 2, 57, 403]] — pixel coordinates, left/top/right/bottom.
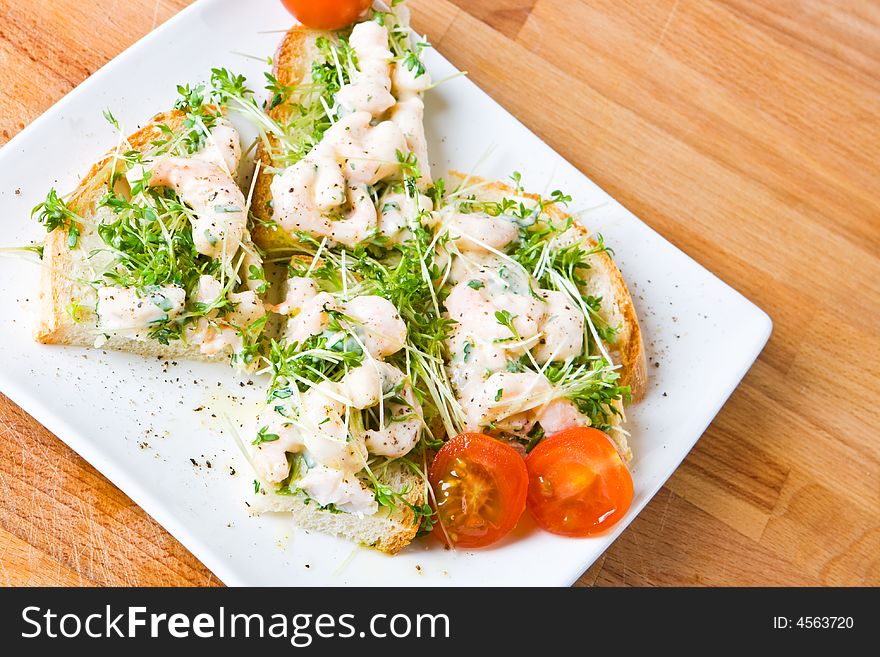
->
[[0, 0, 877, 587]]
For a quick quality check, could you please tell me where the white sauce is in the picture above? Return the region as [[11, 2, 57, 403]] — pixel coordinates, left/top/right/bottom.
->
[[392, 58, 433, 98], [445, 272, 544, 349], [185, 274, 266, 356], [329, 183, 378, 246], [343, 295, 407, 358], [362, 362, 422, 458], [284, 290, 336, 345], [227, 290, 265, 327], [532, 290, 584, 362], [391, 55, 433, 186], [329, 112, 407, 187], [296, 465, 377, 515], [391, 97, 431, 187], [251, 410, 301, 483], [271, 276, 319, 316], [97, 285, 185, 334], [194, 273, 223, 305], [537, 398, 591, 435], [446, 211, 519, 253], [277, 276, 407, 360], [461, 371, 552, 433], [300, 381, 369, 473]]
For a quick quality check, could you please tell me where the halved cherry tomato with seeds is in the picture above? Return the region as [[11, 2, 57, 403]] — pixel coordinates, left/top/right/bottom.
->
[[429, 433, 528, 549], [526, 427, 633, 537]]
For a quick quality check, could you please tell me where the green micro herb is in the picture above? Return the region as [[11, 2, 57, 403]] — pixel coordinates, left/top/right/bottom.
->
[[31, 189, 81, 248], [247, 264, 269, 294], [65, 299, 85, 323], [401, 44, 427, 78], [510, 171, 524, 194], [264, 72, 297, 110], [174, 82, 220, 154], [396, 150, 421, 196], [525, 423, 545, 452], [102, 108, 120, 130], [2, 244, 45, 259]]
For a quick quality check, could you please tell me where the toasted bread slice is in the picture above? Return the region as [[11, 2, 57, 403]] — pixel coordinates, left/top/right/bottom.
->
[[35, 110, 256, 363], [202, 20, 429, 554], [446, 171, 647, 459], [252, 256, 427, 555], [250, 460, 424, 555]]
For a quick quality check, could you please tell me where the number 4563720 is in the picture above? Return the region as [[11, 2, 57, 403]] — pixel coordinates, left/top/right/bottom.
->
[[774, 617, 854, 629]]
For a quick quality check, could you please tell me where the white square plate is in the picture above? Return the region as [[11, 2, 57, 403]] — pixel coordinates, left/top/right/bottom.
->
[[0, 0, 771, 586]]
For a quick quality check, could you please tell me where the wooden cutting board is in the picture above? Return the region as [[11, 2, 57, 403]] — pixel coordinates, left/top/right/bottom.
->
[[0, 0, 877, 586]]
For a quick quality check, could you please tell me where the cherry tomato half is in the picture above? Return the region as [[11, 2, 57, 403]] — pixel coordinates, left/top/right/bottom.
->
[[280, 0, 373, 30], [526, 427, 633, 537], [429, 433, 528, 549]]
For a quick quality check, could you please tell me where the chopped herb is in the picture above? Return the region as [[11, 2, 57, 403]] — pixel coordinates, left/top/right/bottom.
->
[[494, 309, 517, 335], [252, 425, 281, 446]]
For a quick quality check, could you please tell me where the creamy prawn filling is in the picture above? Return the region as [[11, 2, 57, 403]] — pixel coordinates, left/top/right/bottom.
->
[[252, 278, 422, 514], [278, 280, 407, 358], [96, 120, 266, 350], [390, 55, 433, 187], [184, 275, 265, 356], [377, 189, 434, 244], [126, 117, 247, 263], [270, 20, 432, 247], [444, 225, 591, 436], [96, 286, 186, 336]]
